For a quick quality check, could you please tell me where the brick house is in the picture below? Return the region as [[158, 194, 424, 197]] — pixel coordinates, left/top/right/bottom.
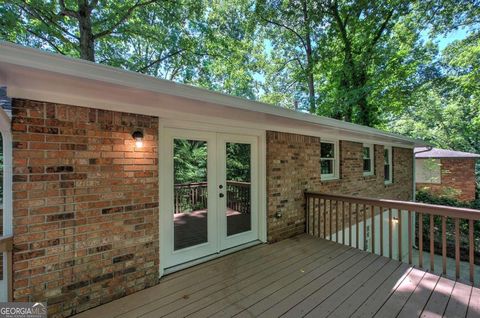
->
[[0, 42, 428, 316], [415, 147, 480, 202]]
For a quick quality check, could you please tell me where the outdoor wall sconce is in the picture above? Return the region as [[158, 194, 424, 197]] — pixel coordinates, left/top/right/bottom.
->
[[132, 130, 144, 148], [392, 216, 399, 223]]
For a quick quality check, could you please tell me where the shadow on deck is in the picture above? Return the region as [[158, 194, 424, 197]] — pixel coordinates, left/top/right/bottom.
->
[[73, 235, 480, 318]]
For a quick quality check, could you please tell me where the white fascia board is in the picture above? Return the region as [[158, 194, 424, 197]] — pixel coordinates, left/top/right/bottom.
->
[[0, 41, 427, 147]]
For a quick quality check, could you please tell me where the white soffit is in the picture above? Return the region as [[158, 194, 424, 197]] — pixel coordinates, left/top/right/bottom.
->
[[0, 41, 426, 147]]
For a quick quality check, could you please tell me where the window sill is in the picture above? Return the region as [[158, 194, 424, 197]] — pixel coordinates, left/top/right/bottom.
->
[[320, 176, 340, 182], [384, 181, 393, 186]]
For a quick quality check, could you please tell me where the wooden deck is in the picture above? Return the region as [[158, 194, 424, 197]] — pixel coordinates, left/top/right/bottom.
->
[[73, 235, 480, 318]]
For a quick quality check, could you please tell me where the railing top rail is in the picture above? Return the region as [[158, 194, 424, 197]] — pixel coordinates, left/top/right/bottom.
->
[[0, 235, 13, 252], [305, 192, 480, 220], [174, 181, 251, 187]]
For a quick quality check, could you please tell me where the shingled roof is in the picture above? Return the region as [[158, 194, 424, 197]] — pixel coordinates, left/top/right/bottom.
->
[[415, 147, 480, 159]]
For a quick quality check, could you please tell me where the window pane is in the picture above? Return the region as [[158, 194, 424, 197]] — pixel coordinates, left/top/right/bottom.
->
[[363, 159, 371, 172], [321, 159, 333, 175], [173, 139, 208, 250], [384, 164, 390, 181], [363, 147, 370, 159], [226, 142, 251, 236], [384, 149, 389, 164], [321, 142, 334, 158]]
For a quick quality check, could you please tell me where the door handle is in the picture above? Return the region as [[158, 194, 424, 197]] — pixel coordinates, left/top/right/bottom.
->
[[219, 193, 225, 198]]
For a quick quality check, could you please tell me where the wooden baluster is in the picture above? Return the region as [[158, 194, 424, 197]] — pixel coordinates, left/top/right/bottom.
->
[[408, 210, 412, 265], [363, 204, 367, 251], [306, 196, 310, 234], [419, 213, 423, 268], [356, 204, 359, 249], [349, 203, 352, 247], [379, 207, 383, 256], [389, 208, 393, 259], [469, 219, 474, 284], [336, 201, 339, 243], [342, 201, 345, 244], [329, 200, 333, 241], [442, 216, 447, 275], [323, 199, 327, 239], [398, 210, 402, 262], [455, 218, 460, 279], [430, 214, 434, 272], [317, 198, 321, 238], [371, 205, 375, 254]]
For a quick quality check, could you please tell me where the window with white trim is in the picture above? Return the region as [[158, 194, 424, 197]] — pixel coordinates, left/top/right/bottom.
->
[[363, 144, 374, 176], [384, 146, 393, 184], [320, 141, 339, 180]]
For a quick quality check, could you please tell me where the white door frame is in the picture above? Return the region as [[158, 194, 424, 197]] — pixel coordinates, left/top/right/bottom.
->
[[160, 128, 218, 268], [158, 119, 267, 276], [217, 133, 259, 250]]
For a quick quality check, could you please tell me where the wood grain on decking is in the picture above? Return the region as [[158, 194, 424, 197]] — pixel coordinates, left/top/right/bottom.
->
[[72, 235, 480, 318]]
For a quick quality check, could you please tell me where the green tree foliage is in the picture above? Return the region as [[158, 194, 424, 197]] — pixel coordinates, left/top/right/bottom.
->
[[0, 0, 478, 133]]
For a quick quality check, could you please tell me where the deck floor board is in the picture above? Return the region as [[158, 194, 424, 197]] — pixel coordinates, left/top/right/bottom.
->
[[72, 235, 480, 318]]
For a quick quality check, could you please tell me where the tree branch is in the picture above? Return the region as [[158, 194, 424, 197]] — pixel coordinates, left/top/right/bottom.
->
[[370, 9, 395, 48], [17, 2, 79, 40], [93, 0, 157, 39], [136, 49, 184, 73], [25, 28, 66, 55], [363, 8, 395, 61], [59, 0, 78, 18], [259, 16, 308, 53]]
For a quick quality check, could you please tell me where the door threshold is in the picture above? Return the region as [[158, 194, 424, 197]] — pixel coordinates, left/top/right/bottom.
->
[[163, 240, 262, 276]]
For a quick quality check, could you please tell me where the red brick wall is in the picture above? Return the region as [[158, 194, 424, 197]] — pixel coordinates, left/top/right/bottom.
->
[[11, 99, 159, 317], [267, 131, 413, 242], [416, 158, 477, 202]]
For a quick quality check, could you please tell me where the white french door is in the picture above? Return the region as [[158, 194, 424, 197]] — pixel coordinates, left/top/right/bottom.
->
[[162, 128, 259, 269]]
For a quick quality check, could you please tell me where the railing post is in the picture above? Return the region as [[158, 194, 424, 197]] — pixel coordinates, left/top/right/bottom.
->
[[469, 219, 474, 284], [355, 204, 359, 249], [408, 210, 412, 265], [398, 210, 402, 262], [419, 212, 423, 268], [348, 203, 352, 247], [389, 208, 393, 259], [442, 216, 447, 275], [455, 218, 460, 279], [430, 214, 434, 272], [379, 206, 383, 257]]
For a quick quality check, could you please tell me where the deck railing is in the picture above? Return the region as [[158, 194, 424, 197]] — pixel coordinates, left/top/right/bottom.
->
[[305, 192, 480, 284], [0, 235, 12, 301], [174, 181, 250, 214]]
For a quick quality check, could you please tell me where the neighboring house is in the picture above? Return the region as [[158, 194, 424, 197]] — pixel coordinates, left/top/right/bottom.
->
[[415, 147, 480, 202], [0, 43, 477, 317]]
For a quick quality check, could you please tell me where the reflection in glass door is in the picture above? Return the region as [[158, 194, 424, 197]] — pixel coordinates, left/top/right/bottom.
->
[[162, 129, 217, 269], [173, 139, 208, 250], [218, 134, 258, 250], [162, 129, 259, 269], [226, 142, 251, 236]]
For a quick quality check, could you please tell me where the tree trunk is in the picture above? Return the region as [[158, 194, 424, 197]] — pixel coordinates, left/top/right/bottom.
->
[[303, 0, 315, 114], [78, 1, 95, 61], [355, 70, 370, 126]]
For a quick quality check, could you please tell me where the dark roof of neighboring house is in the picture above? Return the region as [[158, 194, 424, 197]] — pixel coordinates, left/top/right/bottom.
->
[[415, 147, 480, 159], [0, 87, 11, 110]]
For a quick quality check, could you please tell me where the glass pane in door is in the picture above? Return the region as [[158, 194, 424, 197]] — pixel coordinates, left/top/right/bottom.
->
[[173, 139, 208, 250], [226, 142, 251, 236]]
